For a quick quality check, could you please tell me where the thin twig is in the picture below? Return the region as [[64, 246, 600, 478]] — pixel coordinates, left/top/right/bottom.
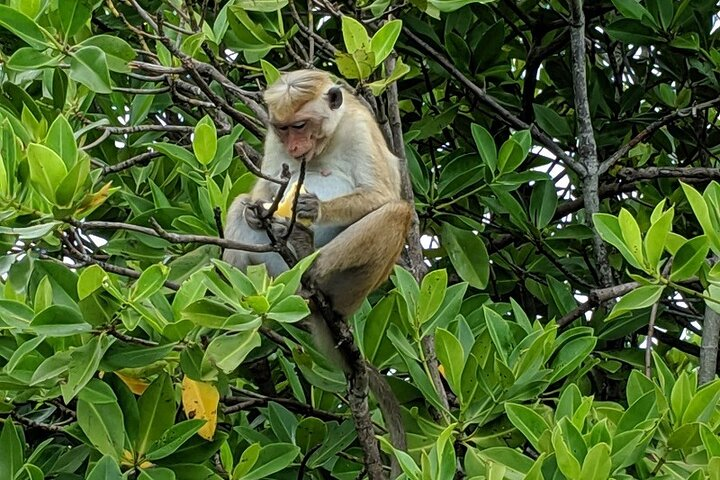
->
[[645, 302, 659, 377], [600, 96, 720, 174], [73, 219, 275, 253]]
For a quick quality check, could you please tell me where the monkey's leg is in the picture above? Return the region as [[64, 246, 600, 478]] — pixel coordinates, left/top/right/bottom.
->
[[307, 200, 413, 317]]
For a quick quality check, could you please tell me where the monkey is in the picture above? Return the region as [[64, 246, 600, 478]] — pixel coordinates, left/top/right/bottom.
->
[[223, 69, 412, 476]]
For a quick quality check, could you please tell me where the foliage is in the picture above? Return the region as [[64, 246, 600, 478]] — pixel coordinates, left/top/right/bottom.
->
[[0, 0, 718, 479]]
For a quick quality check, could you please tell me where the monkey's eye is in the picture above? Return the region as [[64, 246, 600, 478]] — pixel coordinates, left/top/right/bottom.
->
[[291, 122, 307, 130], [277, 126, 289, 132]]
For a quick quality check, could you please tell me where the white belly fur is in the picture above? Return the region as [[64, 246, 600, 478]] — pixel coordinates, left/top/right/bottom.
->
[[285, 170, 354, 248]]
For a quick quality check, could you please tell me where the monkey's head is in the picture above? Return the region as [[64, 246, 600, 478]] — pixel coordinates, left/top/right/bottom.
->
[[264, 70, 344, 161]]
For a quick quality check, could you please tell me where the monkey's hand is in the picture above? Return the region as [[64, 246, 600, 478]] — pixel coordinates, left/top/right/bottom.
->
[[245, 200, 269, 230], [296, 193, 321, 223]]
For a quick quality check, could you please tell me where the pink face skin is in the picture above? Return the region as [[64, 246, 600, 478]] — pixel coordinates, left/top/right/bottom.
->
[[273, 118, 320, 159]]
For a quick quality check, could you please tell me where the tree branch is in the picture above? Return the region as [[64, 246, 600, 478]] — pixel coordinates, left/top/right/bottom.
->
[[569, 0, 614, 289], [600, 96, 720, 174]]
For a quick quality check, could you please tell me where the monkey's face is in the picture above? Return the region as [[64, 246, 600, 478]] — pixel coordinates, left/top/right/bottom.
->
[[268, 86, 344, 161], [273, 118, 319, 160]]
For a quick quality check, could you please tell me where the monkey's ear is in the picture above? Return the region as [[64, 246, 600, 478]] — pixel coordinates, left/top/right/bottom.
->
[[326, 87, 343, 110]]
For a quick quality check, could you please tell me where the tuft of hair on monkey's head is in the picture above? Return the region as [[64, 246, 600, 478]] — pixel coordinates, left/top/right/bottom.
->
[[264, 70, 343, 124]]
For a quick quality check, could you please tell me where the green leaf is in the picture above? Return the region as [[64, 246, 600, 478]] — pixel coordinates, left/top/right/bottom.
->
[[205, 330, 261, 373], [505, 403, 550, 453], [682, 380, 720, 424], [579, 443, 611, 480], [193, 116, 217, 165], [497, 138, 525, 175], [77, 379, 126, 459], [78, 264, 108, 300], [235, 0, 289, 12], [0, 419, 23, 479], [69, 46, 113, 94], [435, 328, 464, 394], [46, 114, 78, 169], [370, 19, 402, 66], [341, 15, 370, 53], [607, 285, 664, 321], [62, 336, 112, 402], [58, 0, 92, 40], [266, 402, 297, 443], [136, 373, 176, 454], [27, 143, 68, 202], [484, 306, 513, 363], [5, 47, 61, 71], [611, 0, 654, 22], [131, 264, 170, 302], [529, 180, 558, 229], [549, 336, 597, 383], [643, 206, 673, 272], [471, 124, 496, 172], [87, 455, 123, 480], [618, 208, 644, 267], [442, 223, 489, 289], [56, 156, 90, 206], [146, 419, 206, 460], [533, 104, 572, 139], [417, 269, 447, 324], [266, 295, 310, 323], [593, 213, 643, 270], [30, 305, 91, 336], [670, 235, 709, 282], [0, 5, 50, 49], [237, 443, 300, 480], [552, 426, 582, 478], [102, 342, 175, 371], [260, 60, 281, 85]]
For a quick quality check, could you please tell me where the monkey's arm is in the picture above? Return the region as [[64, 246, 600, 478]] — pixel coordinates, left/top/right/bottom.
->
[[302, 187, 396, 226]]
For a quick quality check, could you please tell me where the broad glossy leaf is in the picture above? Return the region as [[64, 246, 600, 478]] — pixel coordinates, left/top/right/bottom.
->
[[205, 330, 261, 373], [471, 123, 497, 172], [606, 285, 664, 321], [435, 328, 463, 394], [505, 403, 551, 453], [0, 5, 50, 48], [27, 143, 67, 202], [30, 305, 90, 336], [69, 46, 112, 94], [417, 269, 447, 324], [370, 19, 402, 65], [0, 419, 22, 479], [146, 419, 206, 460], [193, 116, 217, 165], [87, 455, 123, 480], [341, 15, 370, 53], [136, 373, 176, 454], [77, 379, 125, 458], [441, 224, 489, 289], [670, 235, 709, 282], [236, 443, 300, 480]]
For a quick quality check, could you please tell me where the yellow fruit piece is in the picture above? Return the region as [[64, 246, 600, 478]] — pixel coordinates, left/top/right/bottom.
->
[[181, 376, 219, 440], [116, 372, 150, 395], [270, 182, 310, 224]]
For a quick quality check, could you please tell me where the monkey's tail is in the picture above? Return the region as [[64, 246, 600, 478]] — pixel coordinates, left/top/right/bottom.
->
[[367, 365, 407, 479]]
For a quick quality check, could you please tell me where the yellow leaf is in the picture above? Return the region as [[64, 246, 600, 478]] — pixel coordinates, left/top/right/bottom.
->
[[116, 371, 150, 396], [74, 181, 116, 217], [438, 364, 445, 377], [181, 376, 219, 440]]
